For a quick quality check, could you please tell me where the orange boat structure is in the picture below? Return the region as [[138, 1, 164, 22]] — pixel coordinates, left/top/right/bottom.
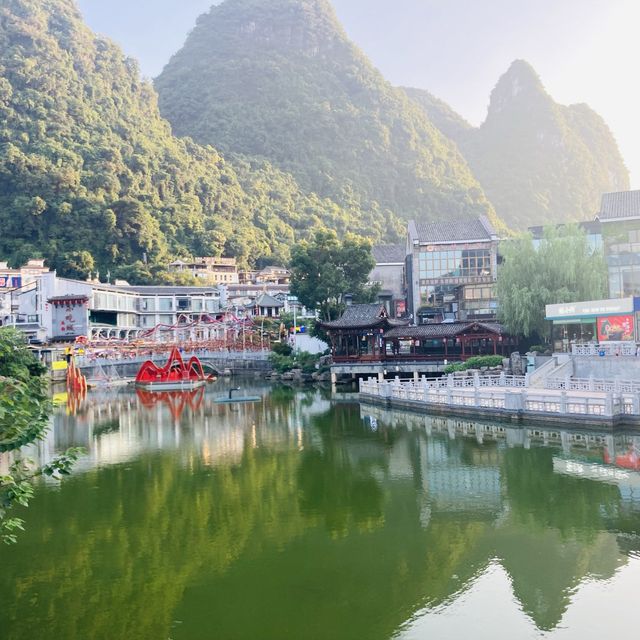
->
[[135, 347, 211, 391]]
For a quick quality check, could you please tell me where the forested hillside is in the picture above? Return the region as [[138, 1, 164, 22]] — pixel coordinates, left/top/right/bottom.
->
[[155, 0, 502, 229], [0, 0, 399, 279], [406, 61, 629, 229]]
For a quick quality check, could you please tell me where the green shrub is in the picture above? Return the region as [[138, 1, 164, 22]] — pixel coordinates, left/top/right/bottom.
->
[[268, 350, 320, 375], [443, 355, 504, 374], [271, 342, 293, 357]]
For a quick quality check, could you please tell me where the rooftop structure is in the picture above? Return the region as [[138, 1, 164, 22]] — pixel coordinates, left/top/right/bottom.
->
[[408, 216, 497, 245], [168, 256, 239, 284], [596, 190, 640, 221]]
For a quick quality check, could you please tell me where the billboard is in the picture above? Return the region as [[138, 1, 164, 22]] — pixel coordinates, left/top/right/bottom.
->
[[546, 298, 634, 320], [51, 298, 89, 339], [596, 315, 634, 342], [0, 275, 22, 289]]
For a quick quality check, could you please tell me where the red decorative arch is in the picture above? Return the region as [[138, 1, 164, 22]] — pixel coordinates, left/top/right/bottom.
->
[[135, 347, 209, 384]]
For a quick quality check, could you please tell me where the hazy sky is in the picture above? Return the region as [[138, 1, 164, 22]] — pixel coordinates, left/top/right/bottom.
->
[[77, 0, 639, 187]]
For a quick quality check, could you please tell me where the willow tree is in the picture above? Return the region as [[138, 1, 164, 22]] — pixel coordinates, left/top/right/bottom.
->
[[496, 226, 607, 339]]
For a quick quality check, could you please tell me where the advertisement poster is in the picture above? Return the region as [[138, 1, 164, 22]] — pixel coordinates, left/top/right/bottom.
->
[[0, 276, 22, 289], [51, 300, 89, 339], [596, 315, 634, 342]]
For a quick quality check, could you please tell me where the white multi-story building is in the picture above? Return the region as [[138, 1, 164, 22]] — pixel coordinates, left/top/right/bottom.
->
[[3, 272, 224, 343]]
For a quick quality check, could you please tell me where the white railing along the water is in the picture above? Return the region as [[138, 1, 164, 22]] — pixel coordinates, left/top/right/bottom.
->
[[359, 374, 636, 420]]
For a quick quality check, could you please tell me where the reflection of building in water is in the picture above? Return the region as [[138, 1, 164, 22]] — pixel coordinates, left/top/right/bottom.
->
[[6, 387, 335, 474], [423, 439, 502, 515]]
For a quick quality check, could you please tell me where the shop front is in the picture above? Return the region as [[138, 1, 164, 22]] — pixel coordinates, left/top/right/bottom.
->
[[546, 298, 636, 352]]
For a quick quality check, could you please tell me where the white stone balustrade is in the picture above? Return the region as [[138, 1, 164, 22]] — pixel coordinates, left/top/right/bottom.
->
[[359, 373, 636, 420]]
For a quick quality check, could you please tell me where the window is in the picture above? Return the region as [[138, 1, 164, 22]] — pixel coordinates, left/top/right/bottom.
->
[[418, 248, 492, 281], [159, 298, 173, 311]]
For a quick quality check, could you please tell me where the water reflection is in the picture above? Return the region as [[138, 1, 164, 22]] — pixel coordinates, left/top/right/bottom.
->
[[0, 386, 639, 640]]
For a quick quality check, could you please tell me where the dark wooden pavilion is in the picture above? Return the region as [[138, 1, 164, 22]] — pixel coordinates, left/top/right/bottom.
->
[[383, 322, 517, 361], [319, 304, 408, 362], [322, 305, 517, 363]]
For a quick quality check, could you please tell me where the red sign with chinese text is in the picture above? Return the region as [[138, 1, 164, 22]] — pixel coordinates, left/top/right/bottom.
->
[[596, 315, 634, 342]]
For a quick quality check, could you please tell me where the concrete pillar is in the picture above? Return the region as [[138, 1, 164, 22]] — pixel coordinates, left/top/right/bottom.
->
[[377, 371, 384, 382], [413, 371, 419, 383], [605, 393, 614, 417]]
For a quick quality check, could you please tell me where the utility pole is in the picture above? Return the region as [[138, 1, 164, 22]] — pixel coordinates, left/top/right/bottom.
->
[[293, 300, 297, 352]]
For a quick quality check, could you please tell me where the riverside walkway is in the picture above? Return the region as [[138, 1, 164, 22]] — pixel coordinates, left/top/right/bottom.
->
[[359, 373, 640, 427]]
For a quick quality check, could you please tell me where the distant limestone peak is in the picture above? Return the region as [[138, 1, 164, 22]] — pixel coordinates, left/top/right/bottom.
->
[[192, 0, 346, 58], [156, 0, 501, 228], [487, 59, 549, 117]]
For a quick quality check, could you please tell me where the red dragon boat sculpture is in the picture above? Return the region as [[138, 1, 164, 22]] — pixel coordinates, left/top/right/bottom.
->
[[135, 348, 211, 391]]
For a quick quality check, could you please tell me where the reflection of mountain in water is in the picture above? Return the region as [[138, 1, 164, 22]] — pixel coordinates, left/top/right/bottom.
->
[[0, 390, 639, 639]]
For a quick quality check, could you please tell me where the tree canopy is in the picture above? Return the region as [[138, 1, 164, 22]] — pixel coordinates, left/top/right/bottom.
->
[[496, 226, 608, 338], [290, 230, 376, 321], [0, 0, 399, 282]]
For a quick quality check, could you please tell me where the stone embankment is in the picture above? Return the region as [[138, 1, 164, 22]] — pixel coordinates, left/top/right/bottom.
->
[[359, 373, 640, 428]]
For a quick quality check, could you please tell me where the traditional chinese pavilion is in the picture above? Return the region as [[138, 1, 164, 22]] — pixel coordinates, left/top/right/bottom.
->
[[322, 304, 517, 363], [319, 304, 408, 362], [382, 322, 517, 361]]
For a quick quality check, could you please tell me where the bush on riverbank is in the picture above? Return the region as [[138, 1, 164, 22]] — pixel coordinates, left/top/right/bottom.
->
[[0, 328, 82, 544], [443, 356, 504, 374], [269, 350, 320, 375]]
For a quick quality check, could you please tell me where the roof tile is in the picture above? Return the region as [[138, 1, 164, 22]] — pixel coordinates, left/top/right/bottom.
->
[[598, 191, 640, 221]]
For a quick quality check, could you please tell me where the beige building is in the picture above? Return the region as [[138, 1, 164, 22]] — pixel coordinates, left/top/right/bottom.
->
[[169, 257, 239, 284]]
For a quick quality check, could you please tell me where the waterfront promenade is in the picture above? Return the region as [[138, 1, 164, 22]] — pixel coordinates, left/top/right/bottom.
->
[[359, 373, 640, 427]]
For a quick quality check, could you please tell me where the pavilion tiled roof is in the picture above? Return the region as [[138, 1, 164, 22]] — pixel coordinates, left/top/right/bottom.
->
[[597, 190, 640, 221], [320, 303, 408, 330], [372, 244, 406, 264], [384, 322, 506, 340], [254, 293, 284, 308], [409, 216, 496, 245]]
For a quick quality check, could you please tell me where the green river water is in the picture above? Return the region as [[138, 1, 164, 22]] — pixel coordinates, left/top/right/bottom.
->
[[1, 383, 639, 640]]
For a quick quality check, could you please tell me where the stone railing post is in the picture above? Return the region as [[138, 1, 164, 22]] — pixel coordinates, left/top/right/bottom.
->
[[560, 390, 567, 414], [499, 371, 506, 386], [473, 371, 480, 388], [524, 372, 531, 388], [447, 373, 454, 388], [605, 393, 614, 417]]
